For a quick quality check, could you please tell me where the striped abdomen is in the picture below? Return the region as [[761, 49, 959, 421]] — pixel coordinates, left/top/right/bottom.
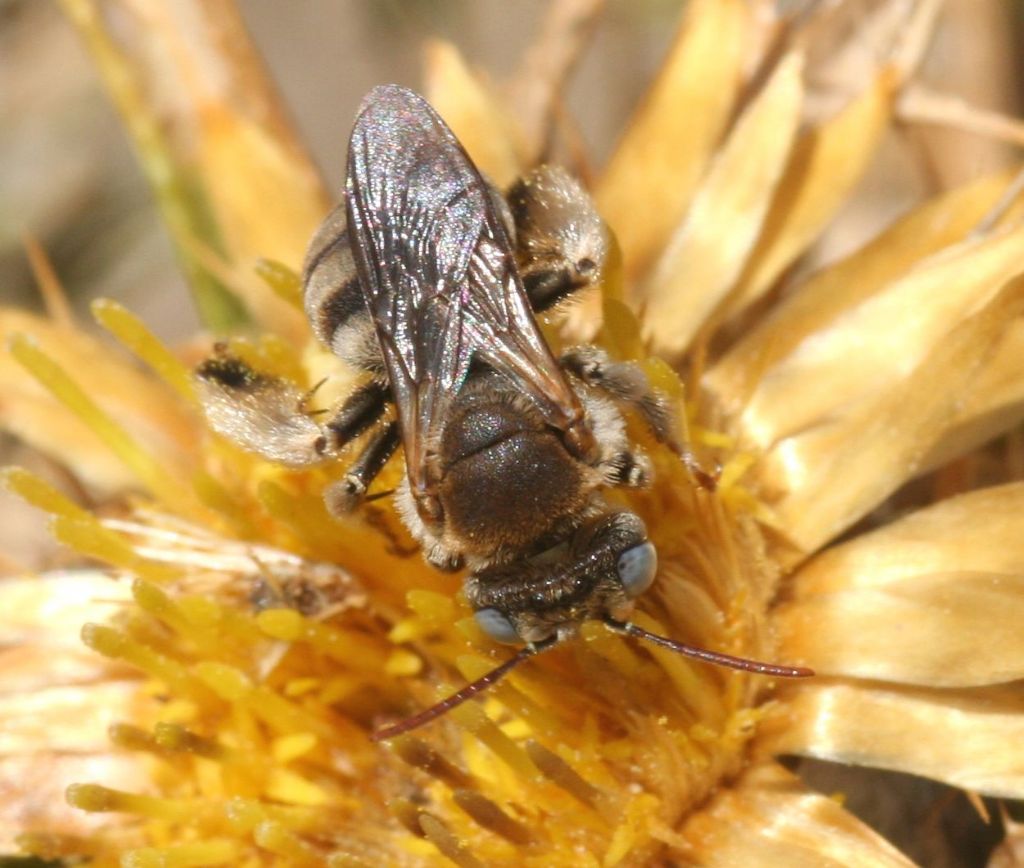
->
[[301, 198, 381, 375]]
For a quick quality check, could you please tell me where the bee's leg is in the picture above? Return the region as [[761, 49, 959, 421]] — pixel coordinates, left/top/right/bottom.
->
[[196, 349, 391, 469], [561, 345, 718, 490], [505, 166, 608, 314], [493, 176, 585, 311], [196, 352, 330, 467], [561, 346, 674, 440], [604, 449, 653, 489], [324, 420, 400, 516], [320, 380, 390, 452], [521, 266, 592, 314]]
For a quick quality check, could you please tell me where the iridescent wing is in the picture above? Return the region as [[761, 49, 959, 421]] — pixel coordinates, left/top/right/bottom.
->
[[345, 85, 586, 520]]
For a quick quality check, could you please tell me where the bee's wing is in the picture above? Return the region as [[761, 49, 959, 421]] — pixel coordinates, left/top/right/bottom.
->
[[345, 85, 585, 510]]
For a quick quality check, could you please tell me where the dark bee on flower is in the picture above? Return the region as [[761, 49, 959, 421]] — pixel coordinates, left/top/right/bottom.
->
[[197, 84, 811, 739]]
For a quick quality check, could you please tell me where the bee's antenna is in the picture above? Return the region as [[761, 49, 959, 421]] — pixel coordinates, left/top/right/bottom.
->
[[371, 636, 558, 741], [604, 618, 814, 678]]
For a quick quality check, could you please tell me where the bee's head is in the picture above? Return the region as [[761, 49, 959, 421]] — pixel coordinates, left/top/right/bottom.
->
[[376, 512, 811, 741], [469, 512, 655, 646]]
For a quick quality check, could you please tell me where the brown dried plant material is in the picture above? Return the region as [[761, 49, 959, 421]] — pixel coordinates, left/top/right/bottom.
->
[[989, 807, 1024, 868], [900, 86, 1024, 150], [799, 0, 942, 96], [22, 235, 75, 330], [507, 0, 605, 166]]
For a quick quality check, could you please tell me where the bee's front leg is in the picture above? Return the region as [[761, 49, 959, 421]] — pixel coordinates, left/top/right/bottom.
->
[[561, 345, 718, 490]]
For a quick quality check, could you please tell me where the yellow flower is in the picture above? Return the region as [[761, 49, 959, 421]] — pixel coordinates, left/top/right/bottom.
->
[[3, 1, 1024, 865]]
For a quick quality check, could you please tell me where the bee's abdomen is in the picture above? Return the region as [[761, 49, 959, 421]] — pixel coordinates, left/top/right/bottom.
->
[[302, 199, 378, 372], [439, 401, 587, 557]]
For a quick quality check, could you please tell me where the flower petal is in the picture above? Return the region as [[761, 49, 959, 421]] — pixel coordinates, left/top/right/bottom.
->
[[199, 108, 329, 280], [723, 68, 896, 318], [679, 761, 914, 867], [708, 170, 1020, 411], [0, 754, 147, 853], [0, 573, 148, 850], [918, 316, 1024, 472], [736, 249, 1024, 553], [776, 483, 1024, 686], [791, 482, 1024, 596], [596, 0, 751, 284], [642, 52, 804, 359], [0, 571, 132, 692], [0, 311, 198, 494], [424, 40, 525, 188], [758, 681, 1024, 798], [777, 571, 1024, 687], [730, 222, 1024, 450]]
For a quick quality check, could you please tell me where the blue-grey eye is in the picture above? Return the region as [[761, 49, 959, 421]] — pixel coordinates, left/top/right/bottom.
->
[[474, 607, 520, 644], [617, 542, 657, 598]]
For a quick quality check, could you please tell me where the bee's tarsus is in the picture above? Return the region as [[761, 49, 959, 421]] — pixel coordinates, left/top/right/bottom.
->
[[677, 448, 719, 492]]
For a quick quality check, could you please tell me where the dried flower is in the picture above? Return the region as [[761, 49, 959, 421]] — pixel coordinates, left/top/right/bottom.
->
[[3, 1, 1024, 865]]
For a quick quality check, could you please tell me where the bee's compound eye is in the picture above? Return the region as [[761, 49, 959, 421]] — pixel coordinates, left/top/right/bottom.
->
[[474, 607, 521, 644], [618, 542, 657, 598]]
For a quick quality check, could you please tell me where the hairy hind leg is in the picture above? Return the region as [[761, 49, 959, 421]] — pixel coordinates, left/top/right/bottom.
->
[[195, 349, 391, 468], [505, 166, 609, 315]]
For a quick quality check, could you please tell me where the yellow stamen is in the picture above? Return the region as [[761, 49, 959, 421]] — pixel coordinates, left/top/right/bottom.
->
[[9, 334, 203, 516], [91, 299, 196, 403], [121, 840, 241, 868], [255, 258, 304, 309]]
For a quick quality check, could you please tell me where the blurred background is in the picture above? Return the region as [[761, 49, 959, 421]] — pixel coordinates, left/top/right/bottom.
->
[[1, 2, 1023, 864]]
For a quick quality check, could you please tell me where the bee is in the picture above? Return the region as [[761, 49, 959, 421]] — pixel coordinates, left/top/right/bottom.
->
[[197, 85, 812, 740]]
